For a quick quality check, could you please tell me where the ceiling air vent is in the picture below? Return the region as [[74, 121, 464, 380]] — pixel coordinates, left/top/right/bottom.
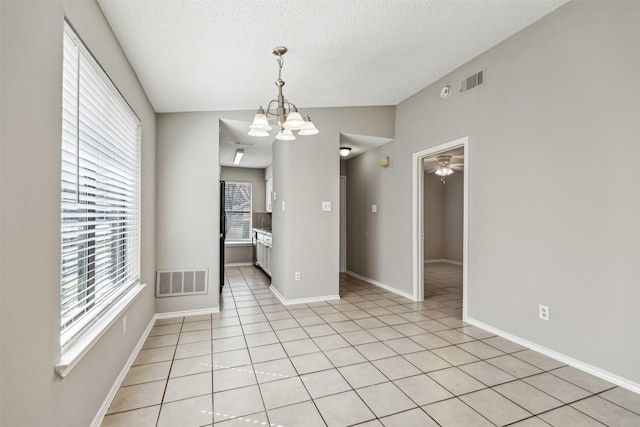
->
[[156, 269, 208, 297], [460, 69, 485, 94]]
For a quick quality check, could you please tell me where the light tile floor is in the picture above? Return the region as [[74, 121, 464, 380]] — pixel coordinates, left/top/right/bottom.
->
[[102, 263, 640, 426]]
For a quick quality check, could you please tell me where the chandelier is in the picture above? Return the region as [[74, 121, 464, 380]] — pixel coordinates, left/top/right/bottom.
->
[[248, 46, 319, 140]]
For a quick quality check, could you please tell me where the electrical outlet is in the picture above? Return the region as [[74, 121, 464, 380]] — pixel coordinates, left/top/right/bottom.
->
[[122, 316, 127, 335], [295, 272, 301, 281], [538, 305, 549, 321]]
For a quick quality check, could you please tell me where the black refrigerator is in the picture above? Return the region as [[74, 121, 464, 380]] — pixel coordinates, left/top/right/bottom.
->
[[219, 180, 226, 293]]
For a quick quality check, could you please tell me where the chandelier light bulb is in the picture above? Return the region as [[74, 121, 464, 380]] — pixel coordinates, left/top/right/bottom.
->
[[249, 110, 272, 133], [275, 128, 296, 141], [298, 117, 319, 136], [248, 128, 270, 137], [283, 111, 305, 130]]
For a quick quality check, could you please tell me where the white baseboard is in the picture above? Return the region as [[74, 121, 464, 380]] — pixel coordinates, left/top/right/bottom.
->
[[465, 316, 640, 395], [424, 258, 463, 266], [155, 307, 220, 319], [225, 262, 254, 267], [346, 271, 415, 300], [90, 315, 156, 427], [91, 304, 222, 426], [270, 284, 339, 306]]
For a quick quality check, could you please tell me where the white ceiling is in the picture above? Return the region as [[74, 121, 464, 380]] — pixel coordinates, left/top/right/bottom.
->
[[219, 119, 277, 168], [98, 0, 566, 168], [97, 0, 567, 114]]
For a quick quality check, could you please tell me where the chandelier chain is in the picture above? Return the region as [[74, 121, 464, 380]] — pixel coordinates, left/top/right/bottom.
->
[[276, 55, 284, 82]]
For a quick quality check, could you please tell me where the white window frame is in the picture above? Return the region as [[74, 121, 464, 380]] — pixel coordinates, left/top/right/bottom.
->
[[56, 21, 145, 378], [224, 181, 253, 243]]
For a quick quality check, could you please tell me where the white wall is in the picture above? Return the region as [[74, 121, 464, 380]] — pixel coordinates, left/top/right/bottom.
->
[[0, 1, 156, 425], [348, 1, 640, 386]]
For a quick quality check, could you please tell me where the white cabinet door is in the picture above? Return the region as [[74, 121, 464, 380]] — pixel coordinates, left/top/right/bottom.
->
[[265, 245, 271, 274], [266, 177, 273, 212], [256, 241, 264, 268]]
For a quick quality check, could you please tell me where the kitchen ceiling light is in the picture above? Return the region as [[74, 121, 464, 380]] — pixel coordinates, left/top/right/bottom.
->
[[233, 149, 244, 165], [249, 46, 319, 140], [339, 147, 352, 157]]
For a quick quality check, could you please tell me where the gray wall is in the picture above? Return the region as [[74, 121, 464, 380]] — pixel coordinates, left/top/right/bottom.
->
[[340, 159, 347, 175], [442, 171, 463, 262], [0, 1, 157, 426], [156, 113, 221, 313], [423, 170, 464, 262], [346, 141, 402, 281], [221, 166, 266, 264], [271, 107, 395, 302], [348, 1, 640, 384], [156, 107, 394, 306], [424, 173, 445, 260]]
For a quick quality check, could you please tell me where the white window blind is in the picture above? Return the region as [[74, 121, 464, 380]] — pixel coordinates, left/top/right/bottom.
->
[[224, 182, 252, 241], [60, 23, 141, 351]]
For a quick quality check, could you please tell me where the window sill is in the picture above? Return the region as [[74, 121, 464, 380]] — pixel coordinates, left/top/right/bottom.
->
[[55, 282, 146, 378], [225, 241, 253, 247]]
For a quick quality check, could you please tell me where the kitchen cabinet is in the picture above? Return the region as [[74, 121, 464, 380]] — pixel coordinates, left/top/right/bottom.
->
[[254, 229, 272, 277], [266, 177, 273, 212]]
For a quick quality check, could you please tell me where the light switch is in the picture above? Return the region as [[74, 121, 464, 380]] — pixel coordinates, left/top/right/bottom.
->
[[322, 201, 332, 212], [282, 201, 286, 211], [372, 204, 377, 213]]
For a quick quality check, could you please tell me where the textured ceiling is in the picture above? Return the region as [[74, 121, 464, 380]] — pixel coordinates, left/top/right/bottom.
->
[[219, 119, 276, 168], [97, 0, 568, 114]]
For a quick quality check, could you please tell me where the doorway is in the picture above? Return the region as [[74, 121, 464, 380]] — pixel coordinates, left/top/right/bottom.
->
[[412, 136, 469, 319], [339, 176, 347, 273]]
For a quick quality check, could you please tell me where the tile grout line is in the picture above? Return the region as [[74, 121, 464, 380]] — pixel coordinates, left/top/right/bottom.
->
[[101, 263, 638, 427]]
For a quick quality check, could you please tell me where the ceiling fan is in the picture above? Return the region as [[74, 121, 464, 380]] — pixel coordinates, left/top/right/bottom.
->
[[425, 155, 463, 184]]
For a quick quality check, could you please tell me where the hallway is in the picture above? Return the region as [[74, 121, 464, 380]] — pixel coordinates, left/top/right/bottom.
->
[[101, 264, 640, 426]]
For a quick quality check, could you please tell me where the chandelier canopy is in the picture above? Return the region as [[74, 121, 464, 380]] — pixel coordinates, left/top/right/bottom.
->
[[249, 46, 319, 140]]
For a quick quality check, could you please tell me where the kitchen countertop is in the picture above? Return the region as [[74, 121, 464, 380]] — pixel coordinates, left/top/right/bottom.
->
[[253, 228, 272, 235]]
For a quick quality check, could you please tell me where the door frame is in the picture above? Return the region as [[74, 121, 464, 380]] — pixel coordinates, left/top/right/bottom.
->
[[412, 136, 469, 319], [339, 175, 347, 273]]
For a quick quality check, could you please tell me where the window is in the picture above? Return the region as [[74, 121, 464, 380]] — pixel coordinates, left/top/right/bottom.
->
[[224, 182, 252, 242], [60, 23, 141, 352]]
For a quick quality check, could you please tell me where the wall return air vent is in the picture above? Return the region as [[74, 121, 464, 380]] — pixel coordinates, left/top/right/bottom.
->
[[460, 69, 485, 94], [156, 269, 208, 297]]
